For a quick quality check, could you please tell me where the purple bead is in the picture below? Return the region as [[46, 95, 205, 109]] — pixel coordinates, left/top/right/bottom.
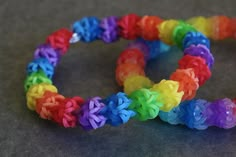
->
[[183, 44, 214, 68], [34, 44, 60, 67], [127, 40, 150, 60], [78, 97, 106, 130], [205, 98, 236, 129], [100, 16, 119, 43]]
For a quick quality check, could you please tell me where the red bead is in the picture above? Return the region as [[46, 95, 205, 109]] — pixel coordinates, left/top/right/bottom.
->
[[118, 14, 141, 40], [138, 16, 163, 40], [233, 98, 236, 104], [54, 96, 84, 128], [117, 48, 145, 68], [178, 55, 211, 86], [46, 28, 73, 55], [231, 18, 236, 39], [116, 63, 145, 86]]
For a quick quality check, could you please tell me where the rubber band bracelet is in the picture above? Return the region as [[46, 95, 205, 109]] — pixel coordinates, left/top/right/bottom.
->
[[115, 16, 236, 129], [116, 38, 235, 130], [24, 15, 235, 130]]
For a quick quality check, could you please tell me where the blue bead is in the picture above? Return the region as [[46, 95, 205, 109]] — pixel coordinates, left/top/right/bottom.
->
[[100, 92, 136, 126], [159, 106, 182, 125], [72, 17, 102, 42], [27, 58, 54, 79], [183, 31, 210, 50], [179, 99, 208, 130]]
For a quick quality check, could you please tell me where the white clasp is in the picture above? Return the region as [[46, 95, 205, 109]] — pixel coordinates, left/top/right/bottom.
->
[[70, 33, 81, 43]]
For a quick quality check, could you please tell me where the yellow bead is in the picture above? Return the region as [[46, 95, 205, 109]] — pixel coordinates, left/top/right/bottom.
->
[[158, 19, 179, 45], [124, 75, 153, 95], [26, 83, 58, 110], [151, 79, 184, 112], [186, 16, 212, 37]]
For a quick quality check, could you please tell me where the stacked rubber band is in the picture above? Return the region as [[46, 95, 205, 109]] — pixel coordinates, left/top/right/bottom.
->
[[24, 14, 236, 130]]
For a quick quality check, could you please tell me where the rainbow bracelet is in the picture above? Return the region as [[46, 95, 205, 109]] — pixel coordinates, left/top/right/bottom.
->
[[116, 39, 235, 130], [24, 14, 235, 130]]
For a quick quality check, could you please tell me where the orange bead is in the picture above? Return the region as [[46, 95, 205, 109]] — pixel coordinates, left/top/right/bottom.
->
[[210, 16, 233, 40], [116, 63, 145, 86], [138, 16, 163, 40], [170, 69, 199, 101]]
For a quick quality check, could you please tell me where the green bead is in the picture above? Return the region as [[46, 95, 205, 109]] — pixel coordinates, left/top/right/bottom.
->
[[172, 21, 197, 49], [128, 88, 163, 121], [24, 70, 52, 92]]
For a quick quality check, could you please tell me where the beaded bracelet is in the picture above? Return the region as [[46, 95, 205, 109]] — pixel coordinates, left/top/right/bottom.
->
[[116, 38, 236, 130], [115, 15, 236, 129], [25, 14, 235, 130]]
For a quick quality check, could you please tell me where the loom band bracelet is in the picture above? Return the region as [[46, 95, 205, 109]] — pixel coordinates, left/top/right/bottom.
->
[[24, 16, 214, 130], [115, 24, 214, 115], [24, 15, 170, 129], [116, 41, 236, 130]]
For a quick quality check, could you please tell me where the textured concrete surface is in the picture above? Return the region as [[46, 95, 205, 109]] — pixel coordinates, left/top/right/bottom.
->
[[0, 0, 236, 156]]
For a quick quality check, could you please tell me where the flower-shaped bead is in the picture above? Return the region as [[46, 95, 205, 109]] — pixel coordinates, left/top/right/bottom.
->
[[128, 89, 163, 121], [24, 70, 52, 92], [178, 55, 211, 86], [54, 97, 84, 128], [184, 44, 214, 68], [117, 48, 146, 68], [151, 80, 184, 112], [116, 63, 145, 86], [118, 14, 141, 40], [172, 22, 196, 48], [138, 16, 163, 40], [73, 17, 102, 42], [158, 19, 179, 45], [186, 16, 212, 37], [183, 31, 210, 50], [34, 44, 60, 67], [100, 16, 119, 43], [179, 99, 209, 130], [100, 92, 136, 126], [170, 69, 199, 101], [209, 16, 233, 40], [78, 97, 106, 130], [159, 107, 182, 125], [27, 58, 54, 79], [26, 83, 58, 110], [46, 28, 72, 54], [205, 98, 236, 129], [124, 75, 153, 95], [36, 91, 65, 120]]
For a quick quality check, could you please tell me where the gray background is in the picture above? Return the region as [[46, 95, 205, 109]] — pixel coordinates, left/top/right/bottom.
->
[[1, 0, 236, 156]]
